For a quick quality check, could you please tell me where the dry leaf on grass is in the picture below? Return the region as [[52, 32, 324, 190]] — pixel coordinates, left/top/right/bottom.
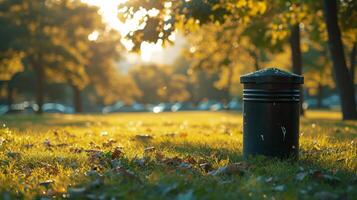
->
[[199, 163, 213, 172], [102, 138, 117, 147], [144, 146, 155, 153], [208, 162, 250, 176], [111, 147, 123, 159], [39, 180, 54, 188], [115, 167, 141, 183], [134, 134, 153, 141]]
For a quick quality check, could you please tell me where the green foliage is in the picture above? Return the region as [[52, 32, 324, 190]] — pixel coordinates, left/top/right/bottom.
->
[[119, 0, 356, 102], [0, 0, 141, 108]]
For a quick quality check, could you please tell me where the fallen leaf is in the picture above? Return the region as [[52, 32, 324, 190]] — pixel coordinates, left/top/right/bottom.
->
[[53, 130, 59, 136], [111, 147, 123, 159], [56, 143, 69, 148], [44, 139, 52, 148], [184, 156, 197, 165], [85, 149, 103, 154], [163, 156, 183, 166], [65, 131, 76, 138], [70, 147, 83, 153], [199, 163, 212, 172], [144, 146, 155, 153], [155, 152, 165, 161], [208, 162, 250, 176], [134, 134, 153, 141], [39, 180, 54, 188], [102, 138, 117, 147], [115, 167, 141, 183]]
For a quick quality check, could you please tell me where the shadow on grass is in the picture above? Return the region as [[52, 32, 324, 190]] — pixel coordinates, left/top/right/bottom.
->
[[0, 114, 91, 130], [2, 140, 356, 199], [156, 140, 243, 161]]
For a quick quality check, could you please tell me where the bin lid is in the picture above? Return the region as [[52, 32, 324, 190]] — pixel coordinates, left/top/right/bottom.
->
[[240, 68, 303, 84]]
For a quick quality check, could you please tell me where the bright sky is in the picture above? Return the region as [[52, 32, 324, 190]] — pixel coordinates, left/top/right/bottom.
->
[[81, 0, 166, 62]]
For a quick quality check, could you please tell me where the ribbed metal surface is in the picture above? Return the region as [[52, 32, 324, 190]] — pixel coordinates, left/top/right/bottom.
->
[[243, 89, 300, 102]]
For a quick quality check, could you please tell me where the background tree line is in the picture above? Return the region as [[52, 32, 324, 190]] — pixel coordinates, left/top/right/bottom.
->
[[118, 0, 357, 120], [0, 0, 140, 113], [0, 0, 247, 112], [0, 0, 356, 120]]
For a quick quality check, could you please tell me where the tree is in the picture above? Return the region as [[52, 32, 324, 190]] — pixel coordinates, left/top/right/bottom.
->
[[0, 0, 107, 113], [85, 31, 142, 106], [323, 0, 357, 119], [130, 64, 189, 103], [304, 44, 334, 108], [0, 51, 24, 108], [118, 0, 309, 113]]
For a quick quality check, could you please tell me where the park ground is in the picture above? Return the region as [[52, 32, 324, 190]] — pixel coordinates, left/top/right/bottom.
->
[[0, 111, 356, 199]]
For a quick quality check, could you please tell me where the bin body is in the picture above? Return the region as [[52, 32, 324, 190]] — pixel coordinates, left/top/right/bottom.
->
[[240, 68, 303, 159]]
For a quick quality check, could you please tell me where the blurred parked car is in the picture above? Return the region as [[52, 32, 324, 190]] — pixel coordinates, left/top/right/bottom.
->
[[102, 102, 124, 113], [131, 102, 146, 112], [43, 103, 74, 113], [322, 94, 340, 109], [227, 99, 242, 110], [198, 100, 216, 110], [171, 102, 196, 112], [0, 105, 9, 115], [102, 102, 147, 113], [303, 98, 318, 109], [152, 103, 174, 113], [4, 101, 39, 114], [210, 102, 224, 111]]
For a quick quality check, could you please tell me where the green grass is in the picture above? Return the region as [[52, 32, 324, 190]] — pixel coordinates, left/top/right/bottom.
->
[[0, 111, 356, 199]]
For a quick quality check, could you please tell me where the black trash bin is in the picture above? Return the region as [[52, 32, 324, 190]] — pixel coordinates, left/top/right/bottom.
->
[[240, 68, 304, 159]]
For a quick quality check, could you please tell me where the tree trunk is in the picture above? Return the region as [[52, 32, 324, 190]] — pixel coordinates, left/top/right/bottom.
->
[[350, 42, 356, 91], [72, 85, 82, 113], [248, 49, 260, 71], [290, 23, 305, 116], [317, 83, 323, 108], [323, 0, 357, 120], [226, 66, 233, 100], [7, 81, 13, 109], [35, 66, 44, 114]]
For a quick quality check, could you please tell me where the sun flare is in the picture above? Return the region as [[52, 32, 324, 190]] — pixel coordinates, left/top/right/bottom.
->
[[82, 0, 164, 62]]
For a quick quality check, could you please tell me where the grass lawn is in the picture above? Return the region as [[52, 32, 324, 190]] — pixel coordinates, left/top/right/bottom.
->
[[0, 111, 356, 199]]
